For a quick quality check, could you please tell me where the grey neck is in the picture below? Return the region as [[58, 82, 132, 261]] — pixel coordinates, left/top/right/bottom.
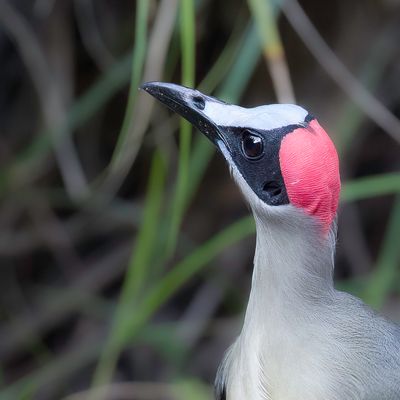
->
[[243, 209, 336, 329]]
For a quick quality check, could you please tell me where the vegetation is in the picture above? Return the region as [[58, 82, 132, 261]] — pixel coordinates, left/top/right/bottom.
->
[[0, 1, 399, 398]]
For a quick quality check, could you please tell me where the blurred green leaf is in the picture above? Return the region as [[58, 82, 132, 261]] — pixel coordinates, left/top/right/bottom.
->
[[248, 0, 281, 57], [172, 379, 213, 400], [114, 215, 255, 350], [341, 173, 400, 202], [109, 0, 149, 165], [93, 149, 167, 387], [335, 36, 394, 153], [221, 23, 261, 103], [123, 151, 167, 298], [248, 0, 294, 102], [0, 53, 132, 194], [362, 196, 400, 308], [165, 0, 196, 257]]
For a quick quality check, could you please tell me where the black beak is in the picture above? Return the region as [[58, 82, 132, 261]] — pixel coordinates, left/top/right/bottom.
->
[[141, 81, 223, 146]]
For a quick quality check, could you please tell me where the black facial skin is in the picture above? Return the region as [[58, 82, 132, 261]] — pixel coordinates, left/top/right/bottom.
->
[[141, 81, 314, 207], [221, 125, 291, 206], [218, 115, 311, 206]]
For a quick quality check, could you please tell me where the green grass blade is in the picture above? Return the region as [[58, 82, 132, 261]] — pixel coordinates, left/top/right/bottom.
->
[[172, 379, 212, 400], [109, 0, 149, 164], [247, 0, 280, 53], [335, 35, 394, 153], [362, 196, 400, 308], [68, 55, 131, 135], [123, 152, 167, 298], [220, 23, 261, 103], [113, 216, 255, 349], [0, 54, 132, 195], [93, 216, 253, 389], [165, 0, 196, 257], [197, 16, 248, 94], [92, 149, 166, 387], [180, 0, 195, 87], [247, 0, 295, 103], [341, 173, 400, 202]]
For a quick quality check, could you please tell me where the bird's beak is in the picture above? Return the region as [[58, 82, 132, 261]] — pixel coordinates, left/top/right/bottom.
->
[[141, 81, 224, 148]]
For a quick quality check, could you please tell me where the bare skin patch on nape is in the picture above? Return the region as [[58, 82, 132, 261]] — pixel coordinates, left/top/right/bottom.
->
[[279, 119, 340, 232]]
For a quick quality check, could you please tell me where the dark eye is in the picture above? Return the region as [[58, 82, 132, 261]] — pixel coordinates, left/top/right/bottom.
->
[[192, 96, 205, 110], [241, 132, 264, 160]]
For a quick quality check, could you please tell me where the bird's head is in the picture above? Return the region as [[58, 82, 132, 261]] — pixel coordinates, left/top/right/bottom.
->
[[142, 82, 340, 234]]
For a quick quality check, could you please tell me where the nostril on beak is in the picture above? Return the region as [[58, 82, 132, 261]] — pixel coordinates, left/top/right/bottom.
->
[[193, 96, 205, 110]]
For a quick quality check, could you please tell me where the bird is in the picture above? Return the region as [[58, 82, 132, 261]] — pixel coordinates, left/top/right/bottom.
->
[[141, 81, 400, 400]]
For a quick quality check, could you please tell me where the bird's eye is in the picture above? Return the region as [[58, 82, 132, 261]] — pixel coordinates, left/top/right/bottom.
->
[[192, 96, 205, 110], [241, 132, 264, 160]]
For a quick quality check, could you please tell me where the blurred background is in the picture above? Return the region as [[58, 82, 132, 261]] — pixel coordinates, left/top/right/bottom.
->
[[0, 0, 400, 399]]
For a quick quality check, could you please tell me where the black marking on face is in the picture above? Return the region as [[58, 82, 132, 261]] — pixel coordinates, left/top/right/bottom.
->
[[304, 113, 314, 123], [141, 82, 315, 207], [219, 116, 313, 207]]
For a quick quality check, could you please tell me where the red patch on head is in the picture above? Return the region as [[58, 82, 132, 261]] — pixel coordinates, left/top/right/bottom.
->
[[279, 119, 340, 232]]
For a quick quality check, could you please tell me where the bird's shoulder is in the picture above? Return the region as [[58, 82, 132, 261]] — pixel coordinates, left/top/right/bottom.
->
[[332, 289, 400, 334], [328, 289, 400, 367]]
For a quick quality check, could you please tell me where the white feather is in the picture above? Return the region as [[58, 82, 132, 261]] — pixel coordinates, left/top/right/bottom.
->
[[204, 102, 308, 130]]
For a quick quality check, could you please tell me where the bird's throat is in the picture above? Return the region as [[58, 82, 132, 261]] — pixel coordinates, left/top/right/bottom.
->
[[245, 213, 336, 324]]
